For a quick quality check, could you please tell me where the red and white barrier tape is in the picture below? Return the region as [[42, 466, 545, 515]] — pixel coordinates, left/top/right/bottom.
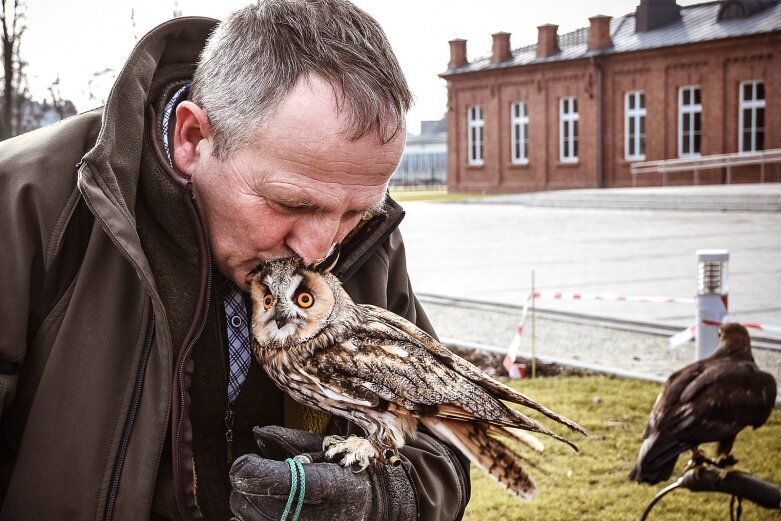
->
[[504, 291, 781, 373], [670, 318, 781, 348], [504, 292, 534, 377], [702, 319, 781, 334], [504, 290, 695, 378], [532, 291, 695, 305]]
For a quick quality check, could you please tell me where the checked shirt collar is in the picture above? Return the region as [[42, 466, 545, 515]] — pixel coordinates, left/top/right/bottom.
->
[[223, 287, 253, 403]]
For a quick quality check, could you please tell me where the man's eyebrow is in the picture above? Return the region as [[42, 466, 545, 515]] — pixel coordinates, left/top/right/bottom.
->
[[268, 188, 386, 215], [270, 193, 321, 210]]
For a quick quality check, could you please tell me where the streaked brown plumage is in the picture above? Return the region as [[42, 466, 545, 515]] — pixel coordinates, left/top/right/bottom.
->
[[629, 323, 777, 484], [247, 256, 585, 498]]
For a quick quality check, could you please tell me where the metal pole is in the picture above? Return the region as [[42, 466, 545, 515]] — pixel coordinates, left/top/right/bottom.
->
[[531, 270, 536, 379], [696, 250, 729, 360], [726, 158, 731, 184], [727, 155, 731, 185]]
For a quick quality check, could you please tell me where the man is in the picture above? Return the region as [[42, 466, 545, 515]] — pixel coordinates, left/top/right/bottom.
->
[[0, 1, 470, 520]]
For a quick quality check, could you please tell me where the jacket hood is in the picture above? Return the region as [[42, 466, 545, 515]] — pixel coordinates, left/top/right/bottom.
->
[[79, 16, 216, 229]]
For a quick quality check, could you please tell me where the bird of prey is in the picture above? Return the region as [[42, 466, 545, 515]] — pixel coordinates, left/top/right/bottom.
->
[[247, 256, 585, 498], [629, 323, 777, 484]]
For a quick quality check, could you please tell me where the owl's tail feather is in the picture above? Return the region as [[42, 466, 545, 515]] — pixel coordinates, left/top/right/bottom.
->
[[492, 425, 545, 453], [422, 418, 537, 499], [485, 381, 587, 437]]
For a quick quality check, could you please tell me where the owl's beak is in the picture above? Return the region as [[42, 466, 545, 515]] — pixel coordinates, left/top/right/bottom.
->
[[275, 309, 290, 329]]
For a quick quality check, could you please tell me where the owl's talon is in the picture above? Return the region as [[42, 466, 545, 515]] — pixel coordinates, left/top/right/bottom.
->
[[323, 434, 346, 450], [322, 435, 378, 470]]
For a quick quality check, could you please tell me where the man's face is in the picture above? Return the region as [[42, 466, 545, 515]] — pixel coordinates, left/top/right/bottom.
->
[[176, 76, 405, 291]]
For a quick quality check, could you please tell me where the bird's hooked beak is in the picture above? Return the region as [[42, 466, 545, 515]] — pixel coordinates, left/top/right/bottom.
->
[[275, 308, 290, 329]]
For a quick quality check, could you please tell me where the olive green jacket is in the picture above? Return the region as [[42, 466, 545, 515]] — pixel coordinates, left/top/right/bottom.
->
[[0, 16, 468, 521]]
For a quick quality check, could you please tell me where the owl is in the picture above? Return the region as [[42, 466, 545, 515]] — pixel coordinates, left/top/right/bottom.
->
[[247, 256, 586, 498]]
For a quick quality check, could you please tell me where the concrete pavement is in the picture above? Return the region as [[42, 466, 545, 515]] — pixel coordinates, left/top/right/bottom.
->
[[398, 183, 781, 341], [466, 182, 781, 212]]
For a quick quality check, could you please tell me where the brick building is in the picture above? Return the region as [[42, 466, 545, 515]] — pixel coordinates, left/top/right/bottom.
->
[[440, 0, 781, 193]]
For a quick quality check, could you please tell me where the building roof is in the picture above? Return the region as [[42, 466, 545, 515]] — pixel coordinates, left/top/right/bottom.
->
[[441, 0, 781, 77]]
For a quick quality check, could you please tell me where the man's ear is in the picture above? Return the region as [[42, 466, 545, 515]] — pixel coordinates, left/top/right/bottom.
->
[[173, 100, 212, 178]]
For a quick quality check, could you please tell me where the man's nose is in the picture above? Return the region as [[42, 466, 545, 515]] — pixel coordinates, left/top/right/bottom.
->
[[289, 215, 341, 266]]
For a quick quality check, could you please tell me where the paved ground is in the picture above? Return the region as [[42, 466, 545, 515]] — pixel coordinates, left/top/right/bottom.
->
[[398, 183, 781, 340], [419, 297, 781, 388], [396, 184, 780, 400], [472, 183, 781, 212]]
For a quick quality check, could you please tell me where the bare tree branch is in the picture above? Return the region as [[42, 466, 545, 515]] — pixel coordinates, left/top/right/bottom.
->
[[1, 0, 26, 139]]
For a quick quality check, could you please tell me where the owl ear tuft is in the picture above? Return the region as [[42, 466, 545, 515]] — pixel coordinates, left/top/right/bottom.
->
[[311, 247, 341, 274]]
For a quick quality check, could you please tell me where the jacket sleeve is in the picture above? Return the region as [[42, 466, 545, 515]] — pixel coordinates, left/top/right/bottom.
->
[[380, 228, 472, 521], [0, 145, 60, 420], [0, 146, 44, 421], [0, 128, 92, 426]]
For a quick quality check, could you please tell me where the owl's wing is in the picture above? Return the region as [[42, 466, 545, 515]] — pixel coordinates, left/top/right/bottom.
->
[[297, 308, 574, 445], [357, 305, 585, 435]]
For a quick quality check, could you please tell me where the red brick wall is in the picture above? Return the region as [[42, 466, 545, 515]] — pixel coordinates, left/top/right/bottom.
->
[[446, 31, 781, 192], [447, 61, 598, 193]]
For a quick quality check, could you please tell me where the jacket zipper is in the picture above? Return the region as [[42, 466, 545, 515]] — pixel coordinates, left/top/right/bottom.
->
[[215, 294, 235, 464], [224, 408, 235, 463], [173, 185, 214, 521], [104, 309, 156, 520]]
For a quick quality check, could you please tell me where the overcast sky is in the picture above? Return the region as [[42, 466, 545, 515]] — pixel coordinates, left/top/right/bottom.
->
[[23, 0, 701, 134]]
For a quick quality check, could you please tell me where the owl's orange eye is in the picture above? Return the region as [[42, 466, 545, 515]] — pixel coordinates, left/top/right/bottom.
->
[[296, 292, 314, 308], [262, 293, 274, 310]]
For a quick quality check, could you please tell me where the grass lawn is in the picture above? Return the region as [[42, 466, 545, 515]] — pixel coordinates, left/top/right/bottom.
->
[[464, 376, 781, 521], [388, 189, 488, 203]]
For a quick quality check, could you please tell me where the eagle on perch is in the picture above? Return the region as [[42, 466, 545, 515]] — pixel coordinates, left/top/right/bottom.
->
[[629, 323, 777, 484]]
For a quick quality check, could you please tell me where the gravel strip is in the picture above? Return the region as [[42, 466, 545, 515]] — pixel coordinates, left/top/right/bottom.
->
[[420, 299, 781, 383]]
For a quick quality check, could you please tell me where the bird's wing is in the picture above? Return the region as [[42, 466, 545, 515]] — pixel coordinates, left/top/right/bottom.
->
[[294, 316, 575, 447], [647, 359, 773, 445], [359, 305, 586, 436], [632, 361, 718, 483], [754, 371, 778, 427]]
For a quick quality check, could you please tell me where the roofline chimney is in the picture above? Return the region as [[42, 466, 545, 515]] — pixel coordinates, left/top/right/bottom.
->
[[491, 32, 512, 64], [588, 15, 613, 50], [448, 39, 468, 69], [536, 24, 560, 58], [635, 0, 681, 33]]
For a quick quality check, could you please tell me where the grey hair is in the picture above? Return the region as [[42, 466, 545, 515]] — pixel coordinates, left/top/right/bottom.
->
[[190, 0, 412, 159]]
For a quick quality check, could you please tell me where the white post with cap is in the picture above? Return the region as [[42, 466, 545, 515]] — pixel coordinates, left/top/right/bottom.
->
[[696, 249, 729, 360]]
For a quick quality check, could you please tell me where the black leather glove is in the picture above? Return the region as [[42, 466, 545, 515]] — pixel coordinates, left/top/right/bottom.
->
[[229, 426, 418, 521]]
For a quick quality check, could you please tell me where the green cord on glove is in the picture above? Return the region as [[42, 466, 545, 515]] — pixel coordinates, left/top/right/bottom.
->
[[280, 458, 306, 521]]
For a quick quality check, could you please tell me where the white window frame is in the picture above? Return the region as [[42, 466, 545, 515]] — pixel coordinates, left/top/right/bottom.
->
[[738, 80, 765, 153], [678, 85, 702, 158], [625, 91, 646, 161], [467, 105, 484, 166], [510, 101, 529, 165], [559, 96, 578, 163]]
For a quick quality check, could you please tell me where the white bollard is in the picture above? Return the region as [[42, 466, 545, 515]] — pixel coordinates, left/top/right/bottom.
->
[[696, 250, 729, 360]]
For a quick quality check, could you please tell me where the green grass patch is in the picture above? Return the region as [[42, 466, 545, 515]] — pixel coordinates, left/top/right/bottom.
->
[[464, 375, 781, 521], [388, 189, 488, 203]]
